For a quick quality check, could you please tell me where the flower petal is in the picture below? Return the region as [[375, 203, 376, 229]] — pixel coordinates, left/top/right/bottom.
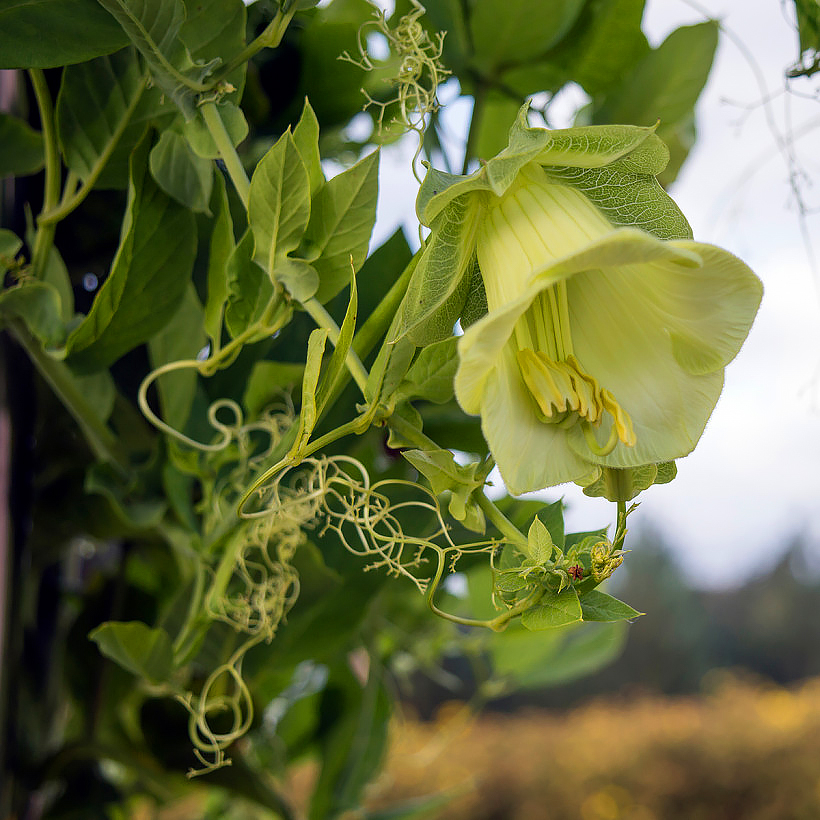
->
[[563, 261, 728, 467], [480, 345, 592, 493], [661, 241, 763, 374]]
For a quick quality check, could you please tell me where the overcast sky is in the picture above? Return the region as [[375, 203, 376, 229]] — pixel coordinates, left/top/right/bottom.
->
[[363, 0, 820, 587]]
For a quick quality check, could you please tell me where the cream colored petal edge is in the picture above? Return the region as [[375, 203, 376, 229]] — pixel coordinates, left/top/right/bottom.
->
[[480, 346, 593, 494], [563, 262, 728, 468], [662, 241, 763, 374]]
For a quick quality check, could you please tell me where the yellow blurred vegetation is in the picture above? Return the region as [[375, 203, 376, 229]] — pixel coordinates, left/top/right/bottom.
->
[[364, 672, 820, 820]]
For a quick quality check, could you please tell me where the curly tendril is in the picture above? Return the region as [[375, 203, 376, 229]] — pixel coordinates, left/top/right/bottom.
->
[[339, 0, 450, 178]]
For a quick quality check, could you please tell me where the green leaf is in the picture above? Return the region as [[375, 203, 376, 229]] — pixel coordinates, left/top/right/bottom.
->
[[521, 588, 582, 630], [494, 572, 531, 594], [302, 150, 379, 303], [74, 370, 116, 423], [275, 258, 319, 303], [89, 621, 174, 684], [395, 337, 458, 405], [248, 130, 312, 278], [298, 2, 373, 128], [0, 282, 65, 348], [96, 0, 185, 71], [149, 128, 213, 212], [579, 589, 643, 622], [148, 285, 206, 431], [473, 92, 521, 163], [402, 448, 478, 499], [179, 0, 246, 91], [569, 0, 649, 97], [293, 98, 325, 197], [292, 328, 329, 454], [385, 401, 423, 449], [594, 22, 719, 130], [489, 620, 627, 689], [0, 0, 128, 68], [243, 360, 305, 417], [0, 114, 43, 176], [0, 230, 23, 278], [469, 0, 583, 72], [203, 173, 234, 348], [224, 230, 274, 339], [95, 0, 212, 117], [526, 517, 553, 565], [41, 246, 74, 323], [64, 135, 197, 372], [85, 462, 167, 531], [183, 102, 249, 159], [315, 274, 357, 415], [309, 665, 392, 820], [56, 48, 162, 190]]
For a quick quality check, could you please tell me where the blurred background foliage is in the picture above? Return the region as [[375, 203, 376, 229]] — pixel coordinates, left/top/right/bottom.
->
[[2, 0, 817, 818]]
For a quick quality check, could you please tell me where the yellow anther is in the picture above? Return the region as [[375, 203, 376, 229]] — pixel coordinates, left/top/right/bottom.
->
[[516, 348, 635, 457]]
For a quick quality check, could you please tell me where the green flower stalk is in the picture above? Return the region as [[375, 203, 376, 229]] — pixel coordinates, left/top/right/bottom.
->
[[396, 106, 762, 495]]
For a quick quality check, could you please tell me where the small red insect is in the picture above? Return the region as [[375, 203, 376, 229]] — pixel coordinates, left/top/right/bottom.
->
[[568, 565, 584, 581]]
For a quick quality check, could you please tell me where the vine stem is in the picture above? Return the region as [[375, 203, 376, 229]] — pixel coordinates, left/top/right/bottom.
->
[[425, 548, 544, 632], [217, 5, 297, 79], [29, 70, 61, 280], [474, 492, 528, 549], [384, 417, 528, 549], [9, 321, 129, 474], [200, 100, 250, 208], [40, 76, 148, 225]]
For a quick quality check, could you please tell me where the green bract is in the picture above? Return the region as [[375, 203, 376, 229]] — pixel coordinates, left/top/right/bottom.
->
[[401, 106, 762, 495]]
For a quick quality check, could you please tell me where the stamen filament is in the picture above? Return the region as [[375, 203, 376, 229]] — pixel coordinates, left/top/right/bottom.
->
[[546, 287, 564, 360]]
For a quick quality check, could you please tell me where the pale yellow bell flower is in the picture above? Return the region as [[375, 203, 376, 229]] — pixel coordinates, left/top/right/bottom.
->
[[453, 162, 761, 494]]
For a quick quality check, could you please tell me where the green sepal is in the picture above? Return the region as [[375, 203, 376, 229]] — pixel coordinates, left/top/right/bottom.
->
[[416, 103, 669, 227], [581, 462, 676, 502], [393, 196, 481, 345]]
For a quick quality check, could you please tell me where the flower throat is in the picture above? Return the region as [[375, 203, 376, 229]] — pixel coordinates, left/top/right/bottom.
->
[[513, 282, 636, 457]]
